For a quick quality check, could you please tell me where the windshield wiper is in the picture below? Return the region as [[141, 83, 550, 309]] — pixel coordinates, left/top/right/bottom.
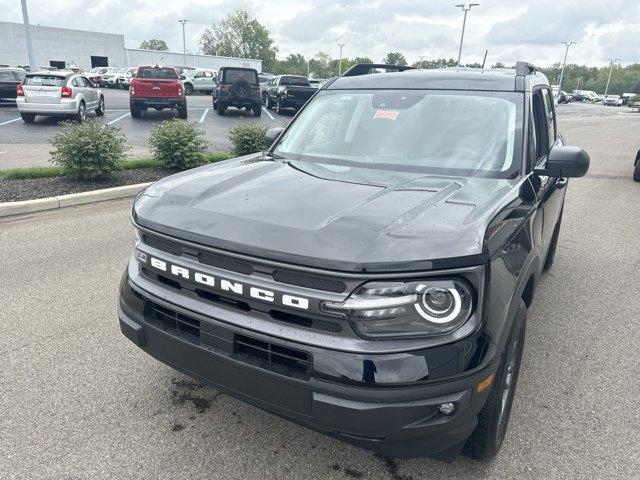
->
[[265, 152, 285, 160]]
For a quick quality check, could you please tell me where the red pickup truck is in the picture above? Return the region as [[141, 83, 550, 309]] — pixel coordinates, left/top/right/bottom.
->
[[129, 65, 187, 119]]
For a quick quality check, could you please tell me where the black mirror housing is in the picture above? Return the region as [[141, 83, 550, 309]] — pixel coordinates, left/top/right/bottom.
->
[[265, 127, 285, 148], [536, 146, 590, 178], [180, 75, 186, 80]]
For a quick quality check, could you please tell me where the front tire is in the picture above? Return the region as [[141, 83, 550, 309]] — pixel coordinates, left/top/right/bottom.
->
[[544, 212, 563, 271], [276, 97, 285, 114], [184, 83, 193, 95], [20, 113, 35, 123], [253, 103, 262, 117], [95, 96, 105, 116], [464, 300, 527, 461], [217, 102, 226, 116]]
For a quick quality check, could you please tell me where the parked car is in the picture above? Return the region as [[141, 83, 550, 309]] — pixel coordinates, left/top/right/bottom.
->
[[557, 91, 572, 104], [16, 71, 104, 122], [129, 65, 187, 119], [258, 72, 276, 103], [265, 75, 316, 114], [104, 67, 129, 88], [603, 94, 623, 107], [96, 67, 120, 87], [119, 61, 590, 461], [572, 90, 601, 102], [115, 68, 138, 89], [213, 67, 262, 116], [0, 67, 26, 100], [181, 69, 216, 95]]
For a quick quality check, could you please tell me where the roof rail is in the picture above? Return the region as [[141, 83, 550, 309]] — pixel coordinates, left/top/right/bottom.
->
[[342, 63, 415, 77], [515, 61, 538, 76]]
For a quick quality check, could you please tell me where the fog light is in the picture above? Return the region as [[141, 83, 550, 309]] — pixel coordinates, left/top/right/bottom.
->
[[438, 402, 455, 416], [135, 249, 147, 263]]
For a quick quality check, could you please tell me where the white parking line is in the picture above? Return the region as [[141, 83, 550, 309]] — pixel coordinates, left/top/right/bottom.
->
[[262, 107, 275, 120], [199, 108, 210, 123], [107, 112, 131, 125], [0, 117, 21, 126]]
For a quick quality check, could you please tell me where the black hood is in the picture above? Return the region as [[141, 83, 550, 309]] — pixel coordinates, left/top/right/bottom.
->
[[134, 156, 519, 272]]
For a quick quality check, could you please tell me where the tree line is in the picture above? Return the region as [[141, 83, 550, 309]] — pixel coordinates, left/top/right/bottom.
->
[[140, 10, 640, 95]]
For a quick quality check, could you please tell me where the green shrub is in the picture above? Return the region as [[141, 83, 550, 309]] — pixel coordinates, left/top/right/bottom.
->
[[149, 119, 209, 170], [228, 122, 268, 156], [49, 120, 127, 180]]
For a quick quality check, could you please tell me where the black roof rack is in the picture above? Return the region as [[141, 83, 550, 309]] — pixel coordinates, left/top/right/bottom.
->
[[515, 61, 538, 76], [342, 63, 415, 77]]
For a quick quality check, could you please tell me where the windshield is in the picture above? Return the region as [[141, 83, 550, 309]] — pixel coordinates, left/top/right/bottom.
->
[[275, 90, 523, 178], [224, 69, 258, 84]]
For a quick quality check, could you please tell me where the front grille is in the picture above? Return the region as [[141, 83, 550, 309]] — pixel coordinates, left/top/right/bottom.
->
[[233, 334, 312, 381], [272, 270, 346, 293], [145, 302, 312, 381], [142, 233, 183, 256], [140, 232, 347, 293]]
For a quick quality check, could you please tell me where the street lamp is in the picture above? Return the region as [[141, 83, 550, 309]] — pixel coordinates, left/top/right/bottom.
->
[[604, 58, 620, 97], [337, 43, 346, 76], [455, 3, 479, 67], [20, 0, 36, 70], [178, 19, 189, 66], [558, 41, 576, 91]]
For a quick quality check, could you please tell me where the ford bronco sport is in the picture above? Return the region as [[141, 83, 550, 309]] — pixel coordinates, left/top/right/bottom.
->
[[119, 62, 590, 461]]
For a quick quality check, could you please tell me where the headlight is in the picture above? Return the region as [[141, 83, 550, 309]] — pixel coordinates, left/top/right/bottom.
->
[[322, 279, 473, 339]]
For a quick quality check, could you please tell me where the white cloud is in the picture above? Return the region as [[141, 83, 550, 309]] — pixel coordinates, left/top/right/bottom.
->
[[1, 0, 638, 66]]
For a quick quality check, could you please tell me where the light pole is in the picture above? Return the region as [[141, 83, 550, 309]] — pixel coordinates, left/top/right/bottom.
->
[[337, 43, 346, 76], [20, 0, 36, 70], [604, 58, 620, 97], [455, 3, 479, 67], [178, 19, 189, 66], [558, 41, 576, 91]]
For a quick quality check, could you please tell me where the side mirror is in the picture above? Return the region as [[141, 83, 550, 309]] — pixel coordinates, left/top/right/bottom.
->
[[535, 146, 590, 178], [265, 127, 285, 148], [179, 75, 186, 80]]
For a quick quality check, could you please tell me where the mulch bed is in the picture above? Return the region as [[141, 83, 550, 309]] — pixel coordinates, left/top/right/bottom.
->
[[0, 167, 176, 203]]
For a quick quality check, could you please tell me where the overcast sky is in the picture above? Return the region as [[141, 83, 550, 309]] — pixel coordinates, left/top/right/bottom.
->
[[2, 0, 639, 66]]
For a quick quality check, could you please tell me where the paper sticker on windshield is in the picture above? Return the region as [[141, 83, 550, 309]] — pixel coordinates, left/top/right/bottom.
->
[[374, 110, 399, 120]]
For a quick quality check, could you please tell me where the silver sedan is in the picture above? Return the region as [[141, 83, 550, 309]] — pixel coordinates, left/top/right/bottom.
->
[[16, 71, 105, 123]]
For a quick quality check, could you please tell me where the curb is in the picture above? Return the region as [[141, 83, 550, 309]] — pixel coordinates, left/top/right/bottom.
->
[[0, 182, 152, 218]]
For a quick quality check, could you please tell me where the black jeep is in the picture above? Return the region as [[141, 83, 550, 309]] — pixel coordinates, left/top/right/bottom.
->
[[213, 67, 262, 116], [119, 62, 590, 461]]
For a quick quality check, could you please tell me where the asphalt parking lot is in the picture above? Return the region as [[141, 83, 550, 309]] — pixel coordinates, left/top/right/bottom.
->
[[1, 103, 639, 479], [0, 88, 291, 169]]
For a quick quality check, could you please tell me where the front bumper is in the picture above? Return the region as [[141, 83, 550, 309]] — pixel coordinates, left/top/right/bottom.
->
[[16, 97, 78, 114], [119, 270, 497, 459]]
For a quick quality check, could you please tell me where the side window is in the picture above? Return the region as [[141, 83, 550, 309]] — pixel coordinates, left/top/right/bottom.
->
[[531, 90, 549, 163], [81, 77, 93, 87], [194, 72, 203, 78], [541, 89, 556, 145], [204, 72, 213, 78], [71, 77, 81, 87]]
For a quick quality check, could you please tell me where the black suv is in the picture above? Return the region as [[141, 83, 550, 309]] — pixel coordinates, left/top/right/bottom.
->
[[213, 67, 262, 116], [0, 67, 26, 100], [119, 62, 589, 461]]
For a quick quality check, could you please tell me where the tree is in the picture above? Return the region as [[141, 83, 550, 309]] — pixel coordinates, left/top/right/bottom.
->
[[275, 53, 308, 75], [412, 58, 457, 69], [139, 39, 168, 51], [200, 10, 278, 71], [309, 51, 331, 78], [382, 52, 407, 66]]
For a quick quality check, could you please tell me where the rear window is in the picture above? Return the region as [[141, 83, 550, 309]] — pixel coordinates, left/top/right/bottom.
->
[[137, 67, 178, 79], [0, 71, 16, 81], [280, 76, 310, 86], [24, 75, 66, 87], [224, 69, 258, 84]]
